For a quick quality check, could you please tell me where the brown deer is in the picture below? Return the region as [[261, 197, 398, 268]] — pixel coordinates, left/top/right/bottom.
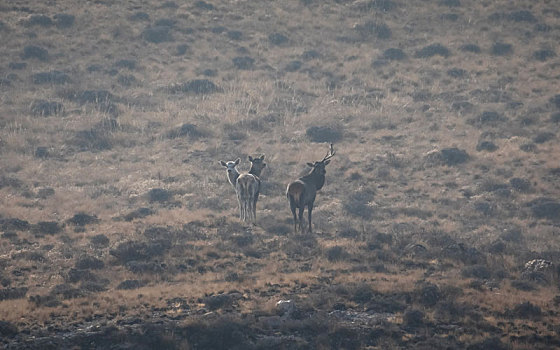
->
[[287, 144, 335, 233], [220, 155, 266, 223]]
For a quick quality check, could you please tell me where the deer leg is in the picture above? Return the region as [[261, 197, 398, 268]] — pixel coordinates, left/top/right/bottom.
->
[[298, 207, 305, 233], [289, 197, 298, 232], [307, 204, 313, 234]]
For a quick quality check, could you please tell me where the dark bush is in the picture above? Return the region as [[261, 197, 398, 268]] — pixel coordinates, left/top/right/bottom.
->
[[343, 188, 375, 219], [24, 14, 53, 27], [115, 59, 136, 70], [34, 221, 62, 235], [511, 301, 541, 318], [31, 100, 64, 117], [358, 0, 396, 12], [110, 240, 169, 264], [268, 32, 289, 45], [415, 44, 450, 58], [75, 255, 105, 270], [534, 49, 555, 61], [66, 268, 97, 283], [129, 12, 150, 21], [204, 294, 233, 310], [117, 279, 146, 290], [462, 265, 491, 279], [447, 68, 466, 78], [0, 218, 30, 231], [227, 30, 243, 40], [285, 60, 302, 72], [301, 49, 321, 60], [403, 309, 425, 328], [550, 94, 560, 109], [417, 283, 441, 307], [509, 178, 531, 192], [467, 337, 509, 350], [460, 44, 481, 53], [142, 26, 173, 43], [32, 71, 70, 84], [167, 123, 207, 139], [491, 42, 513, 56], [529, 198, 560, 220], [232, 56, 254, 70], [533, 132, 554, 144], [305, 125, 343, 143], [168, 79, 221, 94], [194, 1, 215, 10], [54, 13, 75, 28], [176, 44, 189, 55], [508, 10, 536, 22], [441, 0, 460, 6], [383, 48, 406, 60], [148, 188, 172, 202], [352, 284, 374, 303], [72, 129, 112, 151], [0, 287, 28, 301], [9, 62, 27, 70], [355, 21, 391, 39], [21, 45, 48, 61], [124, 208, 155, 221], [476, 140, 497, 152], [0, 320, 18, 337], [325, 246, 349, 262], [511, 280, 536, 291], [68, 213, 99, 226], [154, 18, 176, 27], [441, 147, 469, 165]]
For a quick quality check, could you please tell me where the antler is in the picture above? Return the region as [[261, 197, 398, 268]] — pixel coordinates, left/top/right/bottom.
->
[[321, 143, 335, 162]]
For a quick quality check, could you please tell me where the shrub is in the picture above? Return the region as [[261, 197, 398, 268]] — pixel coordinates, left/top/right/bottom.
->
[[305, 125, 343, 143], [415, 44, 450, 58], [142, 25, 173, 43], [491, 42, 513, 56]]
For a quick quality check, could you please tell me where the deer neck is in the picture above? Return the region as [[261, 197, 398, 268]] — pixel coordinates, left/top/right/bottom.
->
[[228, 170, 240, 188], [303, 169, 326, 191], [249, 164, 263, 177]]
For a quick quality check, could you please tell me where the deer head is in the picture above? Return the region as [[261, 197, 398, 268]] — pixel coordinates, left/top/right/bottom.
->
[[306, 143, 335, 174], [248, 155, 266, 177]]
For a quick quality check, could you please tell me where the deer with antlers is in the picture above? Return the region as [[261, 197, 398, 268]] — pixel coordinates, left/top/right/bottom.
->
[[220, 155, 266, 223], [286, 144, 335, 233]]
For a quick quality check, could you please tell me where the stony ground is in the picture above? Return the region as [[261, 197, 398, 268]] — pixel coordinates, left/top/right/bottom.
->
[[1, 0, 560, 349]]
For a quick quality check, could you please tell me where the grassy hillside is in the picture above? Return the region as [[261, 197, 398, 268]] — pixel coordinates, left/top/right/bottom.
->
[[1, 0, 560, 348]]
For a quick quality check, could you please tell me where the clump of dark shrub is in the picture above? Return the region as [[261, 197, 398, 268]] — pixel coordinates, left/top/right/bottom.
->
[[0, 287, 28, 301], [491, 42, 513, 56], [24, 14, 53, 27], [32, 71, 70, 85], [467, 337, 509, 350], [549, 94, 560, 109], [9, 62, 27, 70], [154, 18, 176, 27], [142, 25, 173, 43], [462, 265, 491, 279], [72, 129, 112, 151], [31, 100, 64, 117], [534, 49, 555, 62], [325, 246, 349, 262], [203, 293, 233, 310], [50, 283, 84, 299], [167, 123, 207, 139], [176, 44, 189, 55], [352, 284, 374, 303], [508, 10, 536, 22], [81, 279, 109, 292], [285, 60, 302, 72], [533, 132, 554, 144], [551, 113, 560, 123], [305, 125, 343, 143], [129, 12, 150, 21], [519, 143, 536, 153], [358, 0, 396, 12], [66, 268, 96, 283], [511, 301, 541, 318], [415, 44, 450, 58], [476, 140, 497, 152], [402, 308, 425, 328], [415, 282, 441, 307], [75, 255, 105, 270], [54, 13, 75, 28], [0, 320, 18, 337], [194, 1, 215, 10], [441, 147, 469, 165], [509, 178, 531, 192], [460, 44, 481, 53], [447, 68, 466, 78], [268, 32, 289, 46], [115, 59, 136, 70], [301, 49, 321, 60], [383, 48, 406, 60], [441, 0, 460, 6], [33, 221, 62, 235], [117, 74, 137, 86], [232, 56, 254, 70], [355, 20, 391, 39], [68, 213, 99, 226], [511, 279, 536, 291], [29, 294, 61, 307], [124, 208, 155, 221], [227, 30, 243, 40], [110, 240, 170, 264], [0, 218, 30, 231], [21, 45, 49, 61], [167, 79, 221, 94], [148, 188, 172, 203], [529, 198, 560, 220], [117, 279, 146, 290]]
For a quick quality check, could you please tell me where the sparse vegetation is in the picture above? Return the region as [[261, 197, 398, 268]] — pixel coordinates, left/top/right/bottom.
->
[[1, 0, 560, 348]]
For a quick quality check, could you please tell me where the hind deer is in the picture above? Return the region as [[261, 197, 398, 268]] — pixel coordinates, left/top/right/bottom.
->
[[220, 155, 266, 223], [287, 144, 335, 233]]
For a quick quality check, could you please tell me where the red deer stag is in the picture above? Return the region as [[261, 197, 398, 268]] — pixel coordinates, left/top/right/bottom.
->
[[220, 155, 266, 223], [286, 144, 335, 233]]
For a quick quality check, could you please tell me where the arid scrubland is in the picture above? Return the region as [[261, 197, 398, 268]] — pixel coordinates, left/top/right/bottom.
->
[[1, 0, 560, 348]]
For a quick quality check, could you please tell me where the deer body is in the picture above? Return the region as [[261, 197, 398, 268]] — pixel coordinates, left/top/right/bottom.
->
[[287, 144, 334, 233], [220, 155, 266, 223]]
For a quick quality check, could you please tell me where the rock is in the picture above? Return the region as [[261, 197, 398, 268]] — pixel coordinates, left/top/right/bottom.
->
[[0, 320, 18, 337]]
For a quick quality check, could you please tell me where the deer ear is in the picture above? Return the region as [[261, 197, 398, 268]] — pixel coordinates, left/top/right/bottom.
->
[[324, 159, 331, 166], [220, 160, 227, 167], [234, 158, 240, 165], [248, 155, 254, 162], [260, 155, 265, 160], [307, 162, 314, 167]]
